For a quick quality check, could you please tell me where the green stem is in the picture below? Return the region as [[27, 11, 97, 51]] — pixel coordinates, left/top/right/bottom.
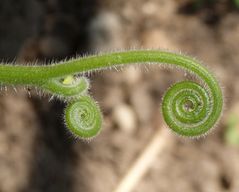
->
[[0, 50, 223, 138]]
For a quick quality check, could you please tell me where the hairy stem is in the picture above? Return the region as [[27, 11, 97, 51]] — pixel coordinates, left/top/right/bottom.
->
[[0, 50, 223, 138]]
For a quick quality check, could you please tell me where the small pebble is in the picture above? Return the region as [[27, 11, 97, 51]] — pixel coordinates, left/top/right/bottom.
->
[[113, 104, 137, 134]]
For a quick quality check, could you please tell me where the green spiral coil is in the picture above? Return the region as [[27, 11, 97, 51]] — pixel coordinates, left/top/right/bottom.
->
[[0, 50, 223, 138]]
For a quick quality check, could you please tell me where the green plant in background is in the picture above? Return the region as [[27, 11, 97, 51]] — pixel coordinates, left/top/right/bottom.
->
[[189, 0, 218, 10], [225, 114, 239, 145], [0, 50, 223, 139], [234, 0, 239, 8], [192, 0, 239, 9]]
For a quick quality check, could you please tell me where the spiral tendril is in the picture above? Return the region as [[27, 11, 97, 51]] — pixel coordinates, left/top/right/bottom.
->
[[43, 76, 101, 138], [162, 81, 212, 136], [65, 96, 102, 139], [0, 50, 223, 138], [42, 76, 89, 99]]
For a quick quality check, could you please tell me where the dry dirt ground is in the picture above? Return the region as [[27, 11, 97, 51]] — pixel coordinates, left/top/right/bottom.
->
[[0, 0, 239, 192]]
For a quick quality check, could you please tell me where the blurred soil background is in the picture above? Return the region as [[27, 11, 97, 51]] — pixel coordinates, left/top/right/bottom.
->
[[0, 0, 239, 192]]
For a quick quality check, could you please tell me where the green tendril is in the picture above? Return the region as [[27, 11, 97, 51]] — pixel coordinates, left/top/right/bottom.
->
[[65, 96, 102, 139], [0, 50, 223, 138], [42, 76, 89, 99]]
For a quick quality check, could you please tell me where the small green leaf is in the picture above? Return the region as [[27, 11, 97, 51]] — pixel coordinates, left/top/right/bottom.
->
[[62, 75, 75, 85]]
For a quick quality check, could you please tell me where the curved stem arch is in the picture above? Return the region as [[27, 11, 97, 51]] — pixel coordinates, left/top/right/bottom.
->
[[0, 50, 223, 138]]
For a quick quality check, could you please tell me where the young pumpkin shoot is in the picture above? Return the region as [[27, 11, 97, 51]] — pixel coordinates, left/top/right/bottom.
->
[[0, 50, 223, 138]]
